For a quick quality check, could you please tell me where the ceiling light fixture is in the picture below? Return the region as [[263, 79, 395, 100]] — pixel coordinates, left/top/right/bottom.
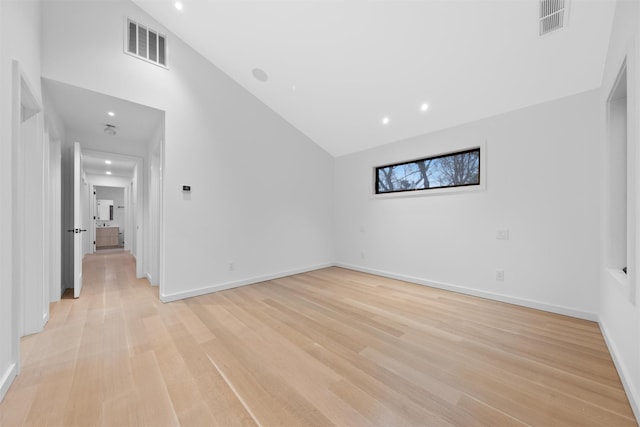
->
[[106, 171, 112, 175], [175, 2, 183, 11], [420, 103, 429, 112], [104, 124, 117, 136], [382, 116, 390, 126], [107, 111, 115, 117], [105, 160, 112, 165]]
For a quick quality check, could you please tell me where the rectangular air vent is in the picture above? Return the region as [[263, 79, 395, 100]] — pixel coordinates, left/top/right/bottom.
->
[[125, 18, 167, 68], [539, 0, 569, 36]]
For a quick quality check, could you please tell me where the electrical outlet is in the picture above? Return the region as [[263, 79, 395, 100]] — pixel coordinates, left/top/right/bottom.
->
[[228, 261, 235, 271], [496, 269, 504, 281]]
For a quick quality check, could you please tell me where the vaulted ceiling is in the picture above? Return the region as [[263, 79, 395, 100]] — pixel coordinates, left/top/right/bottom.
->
[[133, 0, 616, 157]]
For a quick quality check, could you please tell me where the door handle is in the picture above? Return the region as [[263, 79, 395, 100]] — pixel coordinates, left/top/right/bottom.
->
[[67, 229, 75, 233], [67, 229, 87, 233], [79, 229, 87, 233]]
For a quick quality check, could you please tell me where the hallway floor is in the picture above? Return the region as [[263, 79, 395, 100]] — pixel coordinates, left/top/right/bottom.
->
[[0, 251, 636, 426]]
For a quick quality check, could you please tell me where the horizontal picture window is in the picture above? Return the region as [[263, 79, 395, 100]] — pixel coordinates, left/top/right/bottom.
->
[[375, 147, 481, 195]]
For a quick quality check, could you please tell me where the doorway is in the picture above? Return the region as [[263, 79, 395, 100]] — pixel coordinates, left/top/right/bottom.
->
[[42, 78, 165, 296], [95, 186, 126, 251]]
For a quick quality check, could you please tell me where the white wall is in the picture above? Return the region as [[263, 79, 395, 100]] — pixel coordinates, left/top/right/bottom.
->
[[132, 164, 142, 277], [81, 173, 91, 256], [0, 0, 43, 402], [66, 129, 149, 158], [48, 138, 62, 301], [22, 104, 48, 335], [86, 174, 130, 188], [144, 124, 164, 285], [0, 0, 11, 402], [598, 0, 640, 419], [41, 0, 334, 301], [335, 89, 602, 319], [42, 86, 64, 302]]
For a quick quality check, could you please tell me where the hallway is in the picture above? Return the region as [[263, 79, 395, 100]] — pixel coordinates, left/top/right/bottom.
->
[[0, 251, 168, 426]]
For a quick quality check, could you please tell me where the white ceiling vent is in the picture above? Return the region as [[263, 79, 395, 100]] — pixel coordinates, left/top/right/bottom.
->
[[125, 18, 167, 68], [539, 0, 569, 36]]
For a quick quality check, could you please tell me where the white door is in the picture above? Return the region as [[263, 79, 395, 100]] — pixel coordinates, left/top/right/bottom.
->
[[73, 142, 85, 298]]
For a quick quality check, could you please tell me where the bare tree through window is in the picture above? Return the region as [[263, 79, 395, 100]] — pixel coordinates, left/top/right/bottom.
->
[[375, 148, 480, 194]]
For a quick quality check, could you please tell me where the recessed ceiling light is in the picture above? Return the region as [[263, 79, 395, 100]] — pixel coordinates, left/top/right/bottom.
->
[[106, 171, 112, 175], [420, 103, 429, 112], [105, 160, 112, 165], [107, 111, 115, 117], [382, 116, 390, 126], [175, 2, 183, 11]]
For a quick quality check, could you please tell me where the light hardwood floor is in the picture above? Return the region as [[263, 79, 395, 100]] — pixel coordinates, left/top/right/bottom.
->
[[0, 251, 636, 426]]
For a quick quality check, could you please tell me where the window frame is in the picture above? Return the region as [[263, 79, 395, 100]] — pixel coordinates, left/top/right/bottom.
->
[[372, 143, 486, 198]]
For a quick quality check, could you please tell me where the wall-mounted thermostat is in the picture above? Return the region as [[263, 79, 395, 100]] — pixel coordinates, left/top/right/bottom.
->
[[182, 185, 191, 192]]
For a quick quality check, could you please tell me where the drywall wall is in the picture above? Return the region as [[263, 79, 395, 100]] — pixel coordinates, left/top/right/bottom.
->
[[22, 101, 48, 335], [65, 129, 149, 158], [42, 82, 65, 302], [143, 124, 164, 286], [0, 1, 9, 401], [82, 170, 91, 257], [47, 136, 62, 302], [86, 175, 130, 188], [0, 0, 43, 402], [334, 89, 601, 319], [598, 0, 640, 420], [41, 0, 334, 301]]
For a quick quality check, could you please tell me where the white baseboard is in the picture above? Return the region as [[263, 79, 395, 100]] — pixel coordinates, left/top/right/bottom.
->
[[160, 263, 334, 303], [599, 318, 640, 423], [160, 261, 598, 321], [336, 263, 598, 322], [145, 272, 158, 286], [0, 362, 17, 404]]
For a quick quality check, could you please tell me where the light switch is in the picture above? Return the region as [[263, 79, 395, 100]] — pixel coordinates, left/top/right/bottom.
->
[[496, 229, 509, 240]]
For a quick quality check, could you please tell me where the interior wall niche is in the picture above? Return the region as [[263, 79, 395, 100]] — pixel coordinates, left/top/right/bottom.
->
[[605, 62, 629, 290]]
